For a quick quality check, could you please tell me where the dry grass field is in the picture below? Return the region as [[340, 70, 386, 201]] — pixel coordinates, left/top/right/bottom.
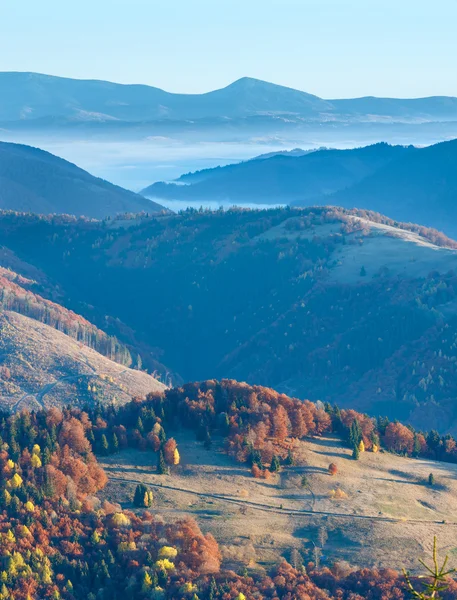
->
[[101, 430, 457, 574]]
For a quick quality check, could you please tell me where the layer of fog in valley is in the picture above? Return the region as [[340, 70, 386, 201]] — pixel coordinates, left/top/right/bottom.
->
[[1, 129, 443, 194], [0, 134, 301, 191]]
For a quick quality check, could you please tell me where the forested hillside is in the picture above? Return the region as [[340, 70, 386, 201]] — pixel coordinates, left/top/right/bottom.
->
[[142, 143, 414, 204], [1, 208, 457, 431], [0, 141, 165, 218]]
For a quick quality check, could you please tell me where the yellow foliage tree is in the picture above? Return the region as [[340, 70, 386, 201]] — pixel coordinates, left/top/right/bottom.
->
[[142, 572, 153, 592], [31, 454, 42, 468], [24, 501, 35, 513], [111, 512, 131, 527], [158, 546, 178, 560], [372, 444, 379, 453], [5, 530, 15, 543], [118, 541, 136, 552], [173, 448, 180, 465], [20, 525, 32, 537], [32, 444, 41, 456], [154, 559, 175, 571], [358, 440, 365, 453], [180, 582, 197, 594], [7, 473, 23, 490]]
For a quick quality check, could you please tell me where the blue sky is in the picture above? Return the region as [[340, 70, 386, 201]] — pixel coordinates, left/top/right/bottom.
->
[[2, 0, 457, 98]]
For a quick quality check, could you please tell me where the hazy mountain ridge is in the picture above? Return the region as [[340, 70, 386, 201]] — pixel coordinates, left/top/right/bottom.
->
[[142, 142, 416, 203], [0, 140, 165, 218], [3, 72, 457, 124]]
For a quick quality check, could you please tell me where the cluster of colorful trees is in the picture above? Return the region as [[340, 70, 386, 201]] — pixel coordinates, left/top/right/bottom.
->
[[143, 380, 457, 471], [1, 380, 457, 597]]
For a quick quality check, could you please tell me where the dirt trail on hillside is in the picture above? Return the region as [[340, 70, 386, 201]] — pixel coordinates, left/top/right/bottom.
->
[[106, 471, 455, 526]]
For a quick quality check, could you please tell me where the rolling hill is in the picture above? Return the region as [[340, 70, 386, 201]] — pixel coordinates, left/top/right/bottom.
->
[[2, 72, 457, 124], [142, 142, 415, 203], [2, 207, 457, 432], [0, 141, 165, 218], [6, 376, 457, 600]]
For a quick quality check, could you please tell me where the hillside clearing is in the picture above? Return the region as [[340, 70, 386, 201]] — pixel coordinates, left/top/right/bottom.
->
[[101, 431, 457, 573], [0, 310, 165, 410]]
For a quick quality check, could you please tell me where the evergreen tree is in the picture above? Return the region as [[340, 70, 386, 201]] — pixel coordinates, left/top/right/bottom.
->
[[413, 433, 421, 457], [100, 434, 109, 455], [270, 455, 281, 472], [157, 450, 169, 475], [203, 429, 212, 450], [133, 483, 153, 507], [285, 449, 295, 466], [208, 576, 218, 600], [352, 445, 360, 460]]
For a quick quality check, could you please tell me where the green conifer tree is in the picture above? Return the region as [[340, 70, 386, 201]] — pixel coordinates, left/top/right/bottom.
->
[[270, 455, 281, 472], [157, 450, 169, 475]]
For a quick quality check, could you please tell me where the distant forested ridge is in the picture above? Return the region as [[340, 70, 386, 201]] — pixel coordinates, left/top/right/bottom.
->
[[0, 141, 165, 219]]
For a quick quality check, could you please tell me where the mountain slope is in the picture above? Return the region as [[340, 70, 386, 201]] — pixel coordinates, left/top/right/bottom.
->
[[3, 72, 457, 124], [328, 138, 457, 237], [0, 141, 164, 218], [0, 310, 165, 412], [142, 143, 416, 203], [1, 208, 457, 431]]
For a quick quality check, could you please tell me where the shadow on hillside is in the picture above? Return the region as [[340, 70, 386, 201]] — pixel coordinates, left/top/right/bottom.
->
[[301, 465, 329, 474], [373, 476, 420, 486], [312, 449, 348, 459], [308, 437, 344, 449], [104, 465, 155, 476], [389, 468, 418, 480]]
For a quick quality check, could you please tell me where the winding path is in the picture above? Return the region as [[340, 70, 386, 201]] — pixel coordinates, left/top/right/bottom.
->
[[107, 473, 456, 526]]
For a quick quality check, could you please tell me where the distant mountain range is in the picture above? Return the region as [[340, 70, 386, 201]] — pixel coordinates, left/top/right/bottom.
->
[[0, 141, 164, 218], [3, 72, 457, 125], [144, 139, 457, 239]]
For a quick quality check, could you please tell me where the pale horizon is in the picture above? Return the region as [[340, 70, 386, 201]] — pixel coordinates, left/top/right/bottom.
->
[[2, 0, 457, 99]]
